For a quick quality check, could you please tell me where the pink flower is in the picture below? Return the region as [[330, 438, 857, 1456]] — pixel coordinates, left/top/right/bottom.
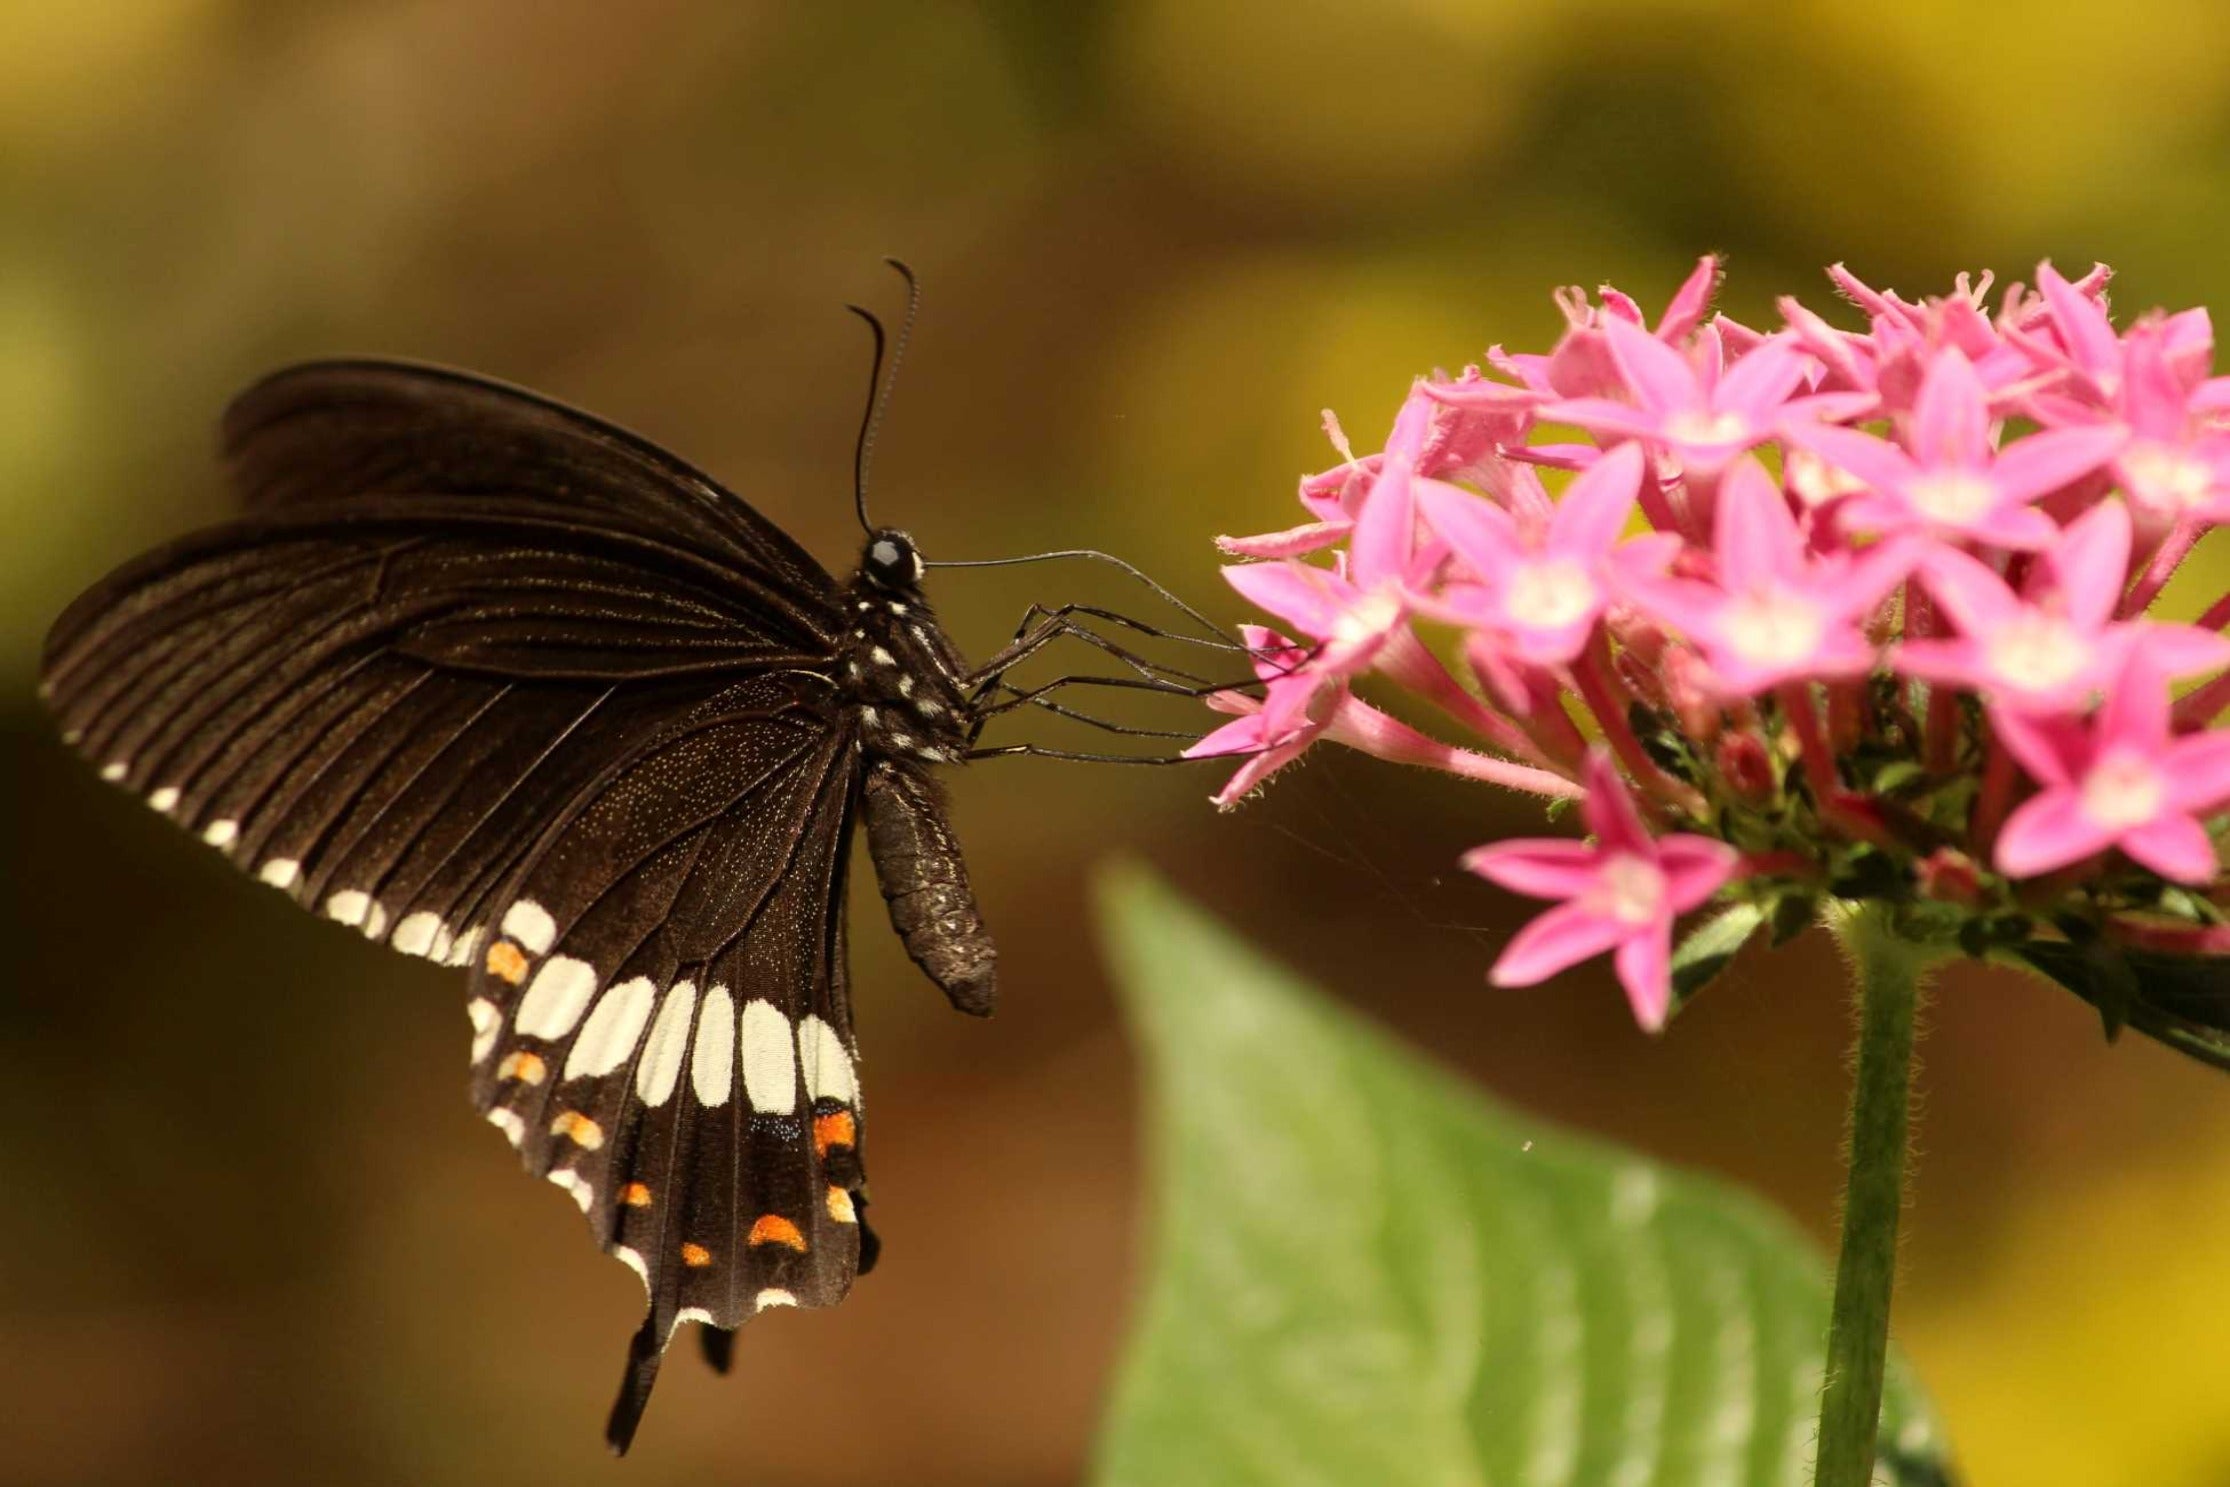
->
[[1491, 257, 1723, 402], [1186, 627, 1584, 808], [1466, 751, 1738, 1031], [1224, 376, 1534, 561], [1786, 347, 2124, 549], [1414, 443, 1675, 666], [1813, 266, 2038, 405], [1182, 628, 1331, 803], [1994, 661, 2230, 883], [1899, 501, 2230, 712], [1219, 412, 1375, 561], [2009, 262, 2218, 414], [1545, 320, 1841, 474], [1637, 459, 1912, 696], [2103, 323, 2230, 526], [1219, 392, 1441, 718]]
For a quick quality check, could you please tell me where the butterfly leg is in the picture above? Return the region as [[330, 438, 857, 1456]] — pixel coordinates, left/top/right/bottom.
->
[[968, 605, 1221, 692], [962, 607, 1235, 750]]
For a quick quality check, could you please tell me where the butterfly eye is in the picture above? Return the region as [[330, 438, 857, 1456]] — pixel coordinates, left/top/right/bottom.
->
[[863, 529, 922, 587]]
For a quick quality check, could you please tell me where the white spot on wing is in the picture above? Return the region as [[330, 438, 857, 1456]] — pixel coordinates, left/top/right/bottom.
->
[[501, 899, 558, 955], [99, 762, 128, 782], [467, 998, 501, 1064], [740, 998, 800, 1114], [754, 1288, 798, 1312], [391, 911, 443, 958], [565, 977, 657, 1079], [201, 819, 239, 850], [548, 1169, 594, 1213], [636, 981, 697, 1107], [870, 646, 895, 666], [515, 956, 598, 1039], [259, 858, 300, 890], [692, 985, 736, 1107], [613, 1245, 650, 1292], [485, 1107, 525, 1146], [798, 1016, 857, 1105], [324, 889, 372, 929], [444, 926, 485, 968], [147, 786, 180, 814], [668, 1306, 717, 1344]]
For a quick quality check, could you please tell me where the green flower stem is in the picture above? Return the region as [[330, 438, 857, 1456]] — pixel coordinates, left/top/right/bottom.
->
[[1815, 906, 1934, 1487]]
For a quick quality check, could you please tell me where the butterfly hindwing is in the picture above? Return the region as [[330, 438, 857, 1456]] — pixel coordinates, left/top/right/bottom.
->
[[456, 694, 871, 1450]]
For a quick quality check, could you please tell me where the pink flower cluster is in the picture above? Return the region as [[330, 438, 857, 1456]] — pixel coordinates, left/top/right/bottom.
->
[[1194, 259, 2230, 1031]]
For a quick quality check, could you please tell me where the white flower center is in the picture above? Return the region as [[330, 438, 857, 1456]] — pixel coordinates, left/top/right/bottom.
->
[[1904, 470, 1997, 526], [2080, 751, 2165, 831], [1331, 589, 1402, 648], [1504, 558, 1598, 631], [1590, 852, 1669, 926], [1985, 615, 2090, 694], [1664, 409, 1748, 447], [1721, 587, 1827, 669], [2121, 440, 2213, 512]]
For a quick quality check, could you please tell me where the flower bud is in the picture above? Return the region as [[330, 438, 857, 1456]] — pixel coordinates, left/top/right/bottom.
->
[[1915, 848, 1983, 907], [1715, 731, 1777, 804]]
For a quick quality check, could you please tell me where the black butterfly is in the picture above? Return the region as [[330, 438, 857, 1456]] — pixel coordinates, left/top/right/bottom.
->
[[38, 330, 1222, 1451]]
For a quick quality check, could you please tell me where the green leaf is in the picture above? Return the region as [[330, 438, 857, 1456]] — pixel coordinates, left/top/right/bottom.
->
[[1670, 902, 1768, 1013], [1094, 866, 1954, 1487]]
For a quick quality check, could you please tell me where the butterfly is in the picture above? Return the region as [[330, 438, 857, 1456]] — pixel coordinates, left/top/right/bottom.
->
[[35, 335, 1215, 1452]]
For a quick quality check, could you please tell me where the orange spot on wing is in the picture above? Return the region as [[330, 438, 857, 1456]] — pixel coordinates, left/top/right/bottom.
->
[[550, 1111, 604, 1150], [496, 1051, 546, 1085], [620, 1182, 653, 1208], [825, 1187, 856, 1224], [812, 1110, 857, 1156], [680, 1242, 712, 1267], [486, 941, 530, 985], [747, 1214, 807, 1252]]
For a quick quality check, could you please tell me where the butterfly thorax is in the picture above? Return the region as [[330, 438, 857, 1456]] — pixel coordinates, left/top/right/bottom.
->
[[839, 529, 972, 766]]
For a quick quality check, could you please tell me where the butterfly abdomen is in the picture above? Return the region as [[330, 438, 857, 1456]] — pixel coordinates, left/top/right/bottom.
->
[[861, 760, 996, 1017]]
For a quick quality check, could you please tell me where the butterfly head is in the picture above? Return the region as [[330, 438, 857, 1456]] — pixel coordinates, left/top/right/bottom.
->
[[860, 528, 925, 591]]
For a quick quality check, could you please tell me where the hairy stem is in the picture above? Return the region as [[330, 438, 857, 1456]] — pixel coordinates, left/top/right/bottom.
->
[[1815, 906, 1933, 1487]]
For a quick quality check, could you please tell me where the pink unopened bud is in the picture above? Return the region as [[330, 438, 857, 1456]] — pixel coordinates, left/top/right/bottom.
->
[[1662, 647, 1722, 743], [1715, 732, 1776, 803], [1916, 848, 1983, 906]]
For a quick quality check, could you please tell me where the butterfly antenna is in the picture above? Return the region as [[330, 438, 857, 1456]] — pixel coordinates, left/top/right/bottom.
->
[[844, 257, 921, 534]]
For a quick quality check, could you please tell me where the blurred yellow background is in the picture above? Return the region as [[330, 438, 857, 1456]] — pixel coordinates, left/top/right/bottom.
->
[[6, 2, 2230, 1482]]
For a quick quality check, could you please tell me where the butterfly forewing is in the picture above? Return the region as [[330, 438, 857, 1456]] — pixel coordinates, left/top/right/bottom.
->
[[222, 358, 833, 599]]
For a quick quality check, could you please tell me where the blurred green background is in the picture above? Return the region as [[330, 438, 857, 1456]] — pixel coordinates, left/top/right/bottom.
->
[[7, 2, 2230, 1483]]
